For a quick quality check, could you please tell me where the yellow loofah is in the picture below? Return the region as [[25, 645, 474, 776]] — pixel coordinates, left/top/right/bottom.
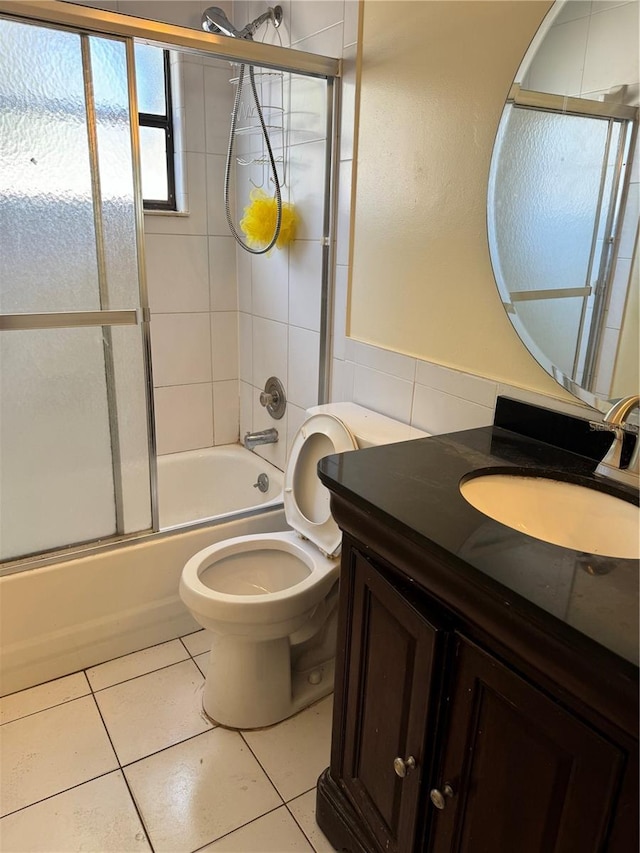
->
[[240, 188, 298, 251]]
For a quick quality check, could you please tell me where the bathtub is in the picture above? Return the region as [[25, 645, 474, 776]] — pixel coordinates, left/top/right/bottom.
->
[[0, 446, 287, 696], [158, 445, 283, 530]]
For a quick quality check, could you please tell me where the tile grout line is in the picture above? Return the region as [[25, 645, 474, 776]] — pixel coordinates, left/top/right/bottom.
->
[[88, 692, 157, 853], [0, 768, 117, 822], [188, 802, 286, 853], [283, 785, 323, 853]]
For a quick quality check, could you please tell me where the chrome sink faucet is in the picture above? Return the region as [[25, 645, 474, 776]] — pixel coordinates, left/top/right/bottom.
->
[[593, 395, 639, 487], [244, 427, 278, 450]]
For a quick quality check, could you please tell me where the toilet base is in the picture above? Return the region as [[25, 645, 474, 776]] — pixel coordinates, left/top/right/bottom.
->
[[203, 633, 335, 729]]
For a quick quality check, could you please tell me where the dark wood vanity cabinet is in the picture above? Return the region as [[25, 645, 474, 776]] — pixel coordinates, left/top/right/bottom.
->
[[337, 550, 445, 853], [317, 539, 637, 853]]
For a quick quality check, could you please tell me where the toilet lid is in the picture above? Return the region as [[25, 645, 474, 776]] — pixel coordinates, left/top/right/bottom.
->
[[284, 413, 358, 557]]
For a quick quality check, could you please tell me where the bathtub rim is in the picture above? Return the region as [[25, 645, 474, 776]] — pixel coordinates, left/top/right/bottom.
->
[[0, 501, 284, 579]]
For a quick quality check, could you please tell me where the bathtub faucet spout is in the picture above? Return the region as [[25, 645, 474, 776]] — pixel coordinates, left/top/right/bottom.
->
[[244, 427, 278, 450]]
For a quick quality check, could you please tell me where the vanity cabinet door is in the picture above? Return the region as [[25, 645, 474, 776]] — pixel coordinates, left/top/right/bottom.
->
[[427, 636, 624, 853], [340, 550, 445, 853]]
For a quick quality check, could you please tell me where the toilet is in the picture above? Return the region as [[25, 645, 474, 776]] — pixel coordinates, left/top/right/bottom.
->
[[179, 403, 428, 729]]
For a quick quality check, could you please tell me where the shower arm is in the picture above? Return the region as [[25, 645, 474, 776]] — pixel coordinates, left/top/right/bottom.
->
[[238, 6, 282, 39]]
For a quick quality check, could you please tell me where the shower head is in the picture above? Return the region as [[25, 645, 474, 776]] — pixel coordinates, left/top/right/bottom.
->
[[201, 5, 282, 40], [201, 7, 243, 38]]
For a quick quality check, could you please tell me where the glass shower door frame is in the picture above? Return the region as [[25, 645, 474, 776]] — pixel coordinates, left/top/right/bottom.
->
[[0, 0, 341, 572], [0, 19, 158, 567]]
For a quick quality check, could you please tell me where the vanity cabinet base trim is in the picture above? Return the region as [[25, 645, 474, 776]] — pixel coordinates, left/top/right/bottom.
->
[[316, 768, 383, 853]]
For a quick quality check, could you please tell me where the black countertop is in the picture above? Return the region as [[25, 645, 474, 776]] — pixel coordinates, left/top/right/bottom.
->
[[318, 424, 640, 669]]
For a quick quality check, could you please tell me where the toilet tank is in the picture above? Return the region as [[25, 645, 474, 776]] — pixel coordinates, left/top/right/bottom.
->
[[306, 403, 429, 449]]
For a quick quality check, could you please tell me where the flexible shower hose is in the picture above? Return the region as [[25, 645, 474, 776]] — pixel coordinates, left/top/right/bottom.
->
[[224, 63, 282, 253]]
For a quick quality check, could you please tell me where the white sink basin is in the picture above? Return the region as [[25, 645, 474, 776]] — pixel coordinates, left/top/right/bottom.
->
[[460, 474, 639, 559]]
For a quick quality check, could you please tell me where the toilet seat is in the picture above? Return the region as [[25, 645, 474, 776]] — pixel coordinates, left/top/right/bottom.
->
[[284, 413, 358, 557]]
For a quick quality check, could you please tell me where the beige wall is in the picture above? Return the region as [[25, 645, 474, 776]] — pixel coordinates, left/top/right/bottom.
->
[[349, 0, 568, 397]]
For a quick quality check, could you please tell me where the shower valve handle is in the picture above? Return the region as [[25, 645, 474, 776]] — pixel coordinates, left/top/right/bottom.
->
[[259, 377, 286, 419], [260, 390, 278, 407]]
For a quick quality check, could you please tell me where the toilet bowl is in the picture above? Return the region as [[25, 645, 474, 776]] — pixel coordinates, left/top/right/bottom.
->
[[179, 403, 428, 729]]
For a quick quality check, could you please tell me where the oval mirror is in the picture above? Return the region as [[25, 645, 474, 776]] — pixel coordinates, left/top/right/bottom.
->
[[488, 0, 639, 414]]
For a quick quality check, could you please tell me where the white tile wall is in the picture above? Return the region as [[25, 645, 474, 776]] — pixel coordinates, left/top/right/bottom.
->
[[153, 384, 214, 455], [145, 235, 210, 313], [288, 326, 320, 410]]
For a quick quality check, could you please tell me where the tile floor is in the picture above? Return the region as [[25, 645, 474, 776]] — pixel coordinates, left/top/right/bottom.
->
[[0, 630, 336, 853]]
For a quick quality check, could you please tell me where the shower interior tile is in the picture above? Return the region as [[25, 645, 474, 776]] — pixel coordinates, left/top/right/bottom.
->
[[0, 672, 90, 725], [288, 240, 322, 332], [199, 805, 313, 852], [150, 313, 212, 387], [213, 380, 240, 445], [211, 312, 239, 381], [241, 695, 333, 802], [0, 771, 151, 853], [204, 65, 235, 156], [93, 659, 212, 766], [85, 640, 189, 692], [181, 59, 206, 155], [209, 236, 238, 312], [288, 789, 337, 853], [145, 234, 210, 314], [181, 629, 214, 657], [207, 154, 233, 237], [288, 140, 327, 242], [154, 383, 214, 455], [123, 728, 282, 853], [251, 249, 290, 325], [251, 316, 288, 393], [289, 0, 344, 43], [0, 696, 118, 817], [288, 327, 320, 411]]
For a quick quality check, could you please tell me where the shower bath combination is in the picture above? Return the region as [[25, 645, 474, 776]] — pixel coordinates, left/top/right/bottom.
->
[[201, 5, 293, 254]]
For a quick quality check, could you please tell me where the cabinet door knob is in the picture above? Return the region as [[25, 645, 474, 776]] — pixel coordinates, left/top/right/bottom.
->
[[429, 784, 455, 810], [393, 756, 416, 778]]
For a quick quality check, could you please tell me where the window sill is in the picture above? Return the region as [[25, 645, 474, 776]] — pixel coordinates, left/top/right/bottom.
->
[[143, 209, 190, 218]]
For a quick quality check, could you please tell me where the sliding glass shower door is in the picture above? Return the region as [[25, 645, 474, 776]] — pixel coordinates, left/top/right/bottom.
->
[[0, 16, 154, 563]]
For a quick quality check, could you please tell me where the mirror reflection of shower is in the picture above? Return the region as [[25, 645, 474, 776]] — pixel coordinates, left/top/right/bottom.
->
[[201, 5, 288, 254]]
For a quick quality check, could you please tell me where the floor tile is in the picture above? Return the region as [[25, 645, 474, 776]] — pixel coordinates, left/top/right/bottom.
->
[[0, 770, 151, 852], [124, 727, 282, 853], [181, 629, 213, 657], [86, 640, 189, 691], [200, 805, 314, 851], [288, 789, 336, 853], [94, 660, 212, 765], [242, 696, 333, 802], [0, 696, 117, 817], [0, 673, 90, 725], [193, 651, 209, 677]]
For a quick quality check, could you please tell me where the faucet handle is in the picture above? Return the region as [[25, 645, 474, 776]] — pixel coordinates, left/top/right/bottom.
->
[[259, 377, 286, 420]]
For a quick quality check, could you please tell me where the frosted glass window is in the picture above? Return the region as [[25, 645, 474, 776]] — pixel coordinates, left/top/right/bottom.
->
[[0, 19, 99, 314], [134, 43, 166, 115], [139, 125, 169, 201], [0, 328, 116, 561]]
